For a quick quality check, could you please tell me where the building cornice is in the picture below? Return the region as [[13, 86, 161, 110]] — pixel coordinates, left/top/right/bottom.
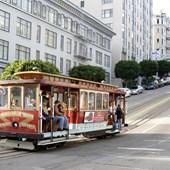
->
[[48, 0, 115, 37]]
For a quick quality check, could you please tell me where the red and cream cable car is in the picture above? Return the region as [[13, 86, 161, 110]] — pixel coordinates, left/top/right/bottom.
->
[[0, 71, 126, 150]]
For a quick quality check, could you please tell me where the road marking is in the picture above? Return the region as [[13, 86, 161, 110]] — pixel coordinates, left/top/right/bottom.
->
[[117, 155, 170, 161], [118, 147, 164, 152], [144, 139, 165, 142], [103, 165, 149, 170]]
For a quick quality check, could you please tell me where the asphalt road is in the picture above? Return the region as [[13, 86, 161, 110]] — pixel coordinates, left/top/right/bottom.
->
[[1, 86, 170, 170]]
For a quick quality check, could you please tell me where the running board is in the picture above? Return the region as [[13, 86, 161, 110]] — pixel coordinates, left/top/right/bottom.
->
[[105, 129, 120, 134]]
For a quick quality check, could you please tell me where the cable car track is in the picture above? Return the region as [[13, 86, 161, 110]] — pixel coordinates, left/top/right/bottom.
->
[[126, 95, 170, 132], [0, 147, 32, 160]]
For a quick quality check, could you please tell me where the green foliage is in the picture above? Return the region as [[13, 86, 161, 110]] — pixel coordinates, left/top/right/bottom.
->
[[157, 60, 170, 78], [0, 60, 59, 80], [115, 60, 140, 81], [0, 60, 24, 80], [69, 65, 105, 82], [140, 60, 158, 78]]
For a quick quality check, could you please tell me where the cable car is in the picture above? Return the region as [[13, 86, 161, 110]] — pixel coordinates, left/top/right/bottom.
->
[[0, 71, 126, 150]]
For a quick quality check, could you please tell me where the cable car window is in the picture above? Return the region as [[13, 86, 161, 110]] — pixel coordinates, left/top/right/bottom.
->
[[103, 93, 109, 110], [10, 87, 21, 108], [96, 93, 102, 110], [24, 86, 37, 109], [70, 93, 77, 110], [89, 92, 95, 110], [80, 91, 88, 110], [0, 87, 8, 108]]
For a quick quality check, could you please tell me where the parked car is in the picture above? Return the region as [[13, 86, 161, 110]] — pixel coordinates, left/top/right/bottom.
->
[[131, 85, 144, 95], [119, 88, 131, 97], [144, 82, 158, 90]]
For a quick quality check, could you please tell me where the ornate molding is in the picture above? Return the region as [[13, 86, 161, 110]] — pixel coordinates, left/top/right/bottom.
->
[[49, 0, 114, 37]]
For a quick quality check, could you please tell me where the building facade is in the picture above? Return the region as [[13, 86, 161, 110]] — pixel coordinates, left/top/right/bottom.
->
[[153, 12, 170, 61], [69, 0, 153, 64], [0, 0, 114, 83]]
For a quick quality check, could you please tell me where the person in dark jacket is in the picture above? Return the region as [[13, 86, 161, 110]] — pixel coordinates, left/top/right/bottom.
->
[[115, 104, 123, 130]]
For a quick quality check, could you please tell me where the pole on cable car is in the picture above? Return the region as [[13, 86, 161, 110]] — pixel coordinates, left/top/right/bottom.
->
[[39, 91, 43, 133], [66, 87, 70, 139]]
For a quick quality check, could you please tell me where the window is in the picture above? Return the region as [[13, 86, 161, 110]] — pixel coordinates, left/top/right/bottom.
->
[[60, 35, 64, 51], [105, 72, 110, 84], [79, 24, 88, 37], [36, 25, 41, 43], [80, 0, 84, 7], [21, 0, 32, 13], [102, 9, 113, 18], [103, 93, 109, 110], [45, 29, 57, 48], [79, 43, 87, 57], [47, 7, 56, 24], [66, 38, 72, 54], [80, 91, 88, 110], [16, 17, 31, 39], [60, 57, 63, 73], [66, 59, 71, 75], [74, 41, 77, 55], [89, 48, 92, 59], [57, 13, 62, 26], [0, 39, 8, 61], [16, 44, 30, 60], [67, 18, 72, 31], [0, 87, 8, 108], [64, 16, 68, 29], [10, 87, 22, 108], [71, 21, 77, 33], [45, 53, 56, 65], [89, 92, 95, 110], [102, 0, 113, 4], [104, 54, 110, 67], [96, 51, 102, 65], [24, 85, 37, 109], [96, 33, 103, 47], [36, 50, 40, 60], [0, 10, 10, 32], [105, 38, 111, 50], [70, 93, 77, 110], [42, 5, 47, 19], [96, 93, 102, 110]]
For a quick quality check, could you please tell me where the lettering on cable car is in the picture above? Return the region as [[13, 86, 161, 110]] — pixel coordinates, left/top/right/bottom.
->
[[0, 111, 36, 131]]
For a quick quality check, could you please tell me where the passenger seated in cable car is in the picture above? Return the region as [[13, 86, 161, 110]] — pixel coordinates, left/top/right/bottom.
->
[[54, 100, 69, 131]]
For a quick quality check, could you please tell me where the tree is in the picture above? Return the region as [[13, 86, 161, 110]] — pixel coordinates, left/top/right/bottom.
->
[[69, 65, 105, 82], [115, 60, 140, 87], [115, 60, 140, 86], [157, 60, 170, 78], [140, 60, 158, 78], [0, 60, 59, 80]]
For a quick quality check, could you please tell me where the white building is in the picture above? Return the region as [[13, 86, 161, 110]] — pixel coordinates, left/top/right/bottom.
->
[[68, 0, 153, 64], [153, 12, 170, 61], [0, 0, 114, 83]]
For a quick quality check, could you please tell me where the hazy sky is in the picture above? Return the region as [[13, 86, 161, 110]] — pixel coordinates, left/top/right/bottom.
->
[[153, 0, 170, 16]]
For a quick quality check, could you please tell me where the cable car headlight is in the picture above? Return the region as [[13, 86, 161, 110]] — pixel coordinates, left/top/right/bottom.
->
[[12, 122, 19, 128]]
